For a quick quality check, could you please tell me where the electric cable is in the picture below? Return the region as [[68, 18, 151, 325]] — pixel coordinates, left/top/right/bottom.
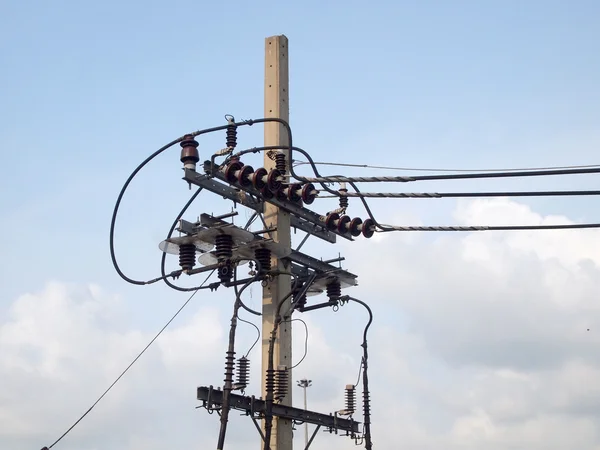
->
[[110, 117, 292, 287], [318, 189, 600, 199], [300, 166, 600, 184], [160, 187, 209, 292], [283, 318, 309, 370], [343, 180, 600, 233], [293, 160, 600, 173], [342, 296, 373, 450], [354, 358, 363, 388], [41, 272, 213, 450], [263, 288, 297, 450], [239, 315, 261, 358], [379, 223, 600, 232], [232, 141, 600, 233], [233, 265, 262, 317], [217, 272, 260, 450]]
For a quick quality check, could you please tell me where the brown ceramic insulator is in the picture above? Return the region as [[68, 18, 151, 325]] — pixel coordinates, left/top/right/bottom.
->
[[180, 135, 199, 168], [349, 217, 363, 237]]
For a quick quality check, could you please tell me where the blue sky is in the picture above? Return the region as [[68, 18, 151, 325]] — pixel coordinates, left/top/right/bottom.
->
[[2, 1, 600, 449]]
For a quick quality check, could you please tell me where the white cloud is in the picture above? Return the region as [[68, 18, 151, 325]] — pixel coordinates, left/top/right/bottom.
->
[[4, 199, 600, 449]]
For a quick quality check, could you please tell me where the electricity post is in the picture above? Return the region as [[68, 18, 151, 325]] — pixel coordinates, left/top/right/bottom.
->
[[262, 34, 293, 450]]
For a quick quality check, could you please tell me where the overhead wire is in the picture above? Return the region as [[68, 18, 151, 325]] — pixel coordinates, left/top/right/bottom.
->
[[217, 272, 260, 450], [160, 187, 211, 292], [231, 136, 600, 233], [293, 160, 600, 173], [300, 166, 600, 184], [42, 271, 214, 450], [110, 117, 294, 287], [342, 296, 373, 450], [284, 318, 309, 370], [317, 189, 600, 199], [344, 179, 600, 233]]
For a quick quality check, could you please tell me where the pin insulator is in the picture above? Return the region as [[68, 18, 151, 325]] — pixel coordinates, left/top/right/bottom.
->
[[251, 167, 268, 190], [337, 215, 351, 234], [218, 261, 233, 283], [267, 169, 283, 192], [215, 234, 234, 259], [224, 161, 244, 183], [178, 243, 196, 270], [326, 281, 342, 300], [325, 212, 340, 230], [255, 248, 272, 273], [349, 218, 363, 237], [286, 183, 302, 202], [236, 165, 254, 187], [260, 185, 274, 200], [301, 183, 317, 205], [180, 135, 199, 170], [275, 186, 287, 201], [362, 218, 376, 238]]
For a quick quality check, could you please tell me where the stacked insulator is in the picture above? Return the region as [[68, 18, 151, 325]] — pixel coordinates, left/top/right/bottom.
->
[[226, 121, 237, 149], [326, 281, 342, 300], [235, 356, 250, 391], [254, 248, 272, 274], [275, 366, 289, 402], [223, 350, 235, 387], [325, 213, 375, 238], [345, 384, 356, 414], [338, 183, 349, 210], [275, 152, 286, 175], [215, 234, 234, 283], [265, 368, 276, 400], [178, 243, 196, 270]]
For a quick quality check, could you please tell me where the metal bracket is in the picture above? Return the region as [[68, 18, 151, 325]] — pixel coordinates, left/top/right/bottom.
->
[[183, 168, 343, 243], [197, 386, 360, 433]]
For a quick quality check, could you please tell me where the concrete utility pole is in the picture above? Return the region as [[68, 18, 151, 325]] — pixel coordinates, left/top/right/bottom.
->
[[262, 34, 293, 450]]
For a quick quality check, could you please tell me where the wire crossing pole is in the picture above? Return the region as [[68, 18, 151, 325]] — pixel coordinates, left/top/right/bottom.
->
[[262, 35, 293, 450]]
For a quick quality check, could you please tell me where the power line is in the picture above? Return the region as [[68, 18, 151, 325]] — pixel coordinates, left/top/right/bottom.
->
[[294, 160, 600, 173], [42, 271, 213, 450], [301, 166, 600, 184], [287, 318, 309, 370], [318, 189, 600, 199], [379, 223, 600, 232]]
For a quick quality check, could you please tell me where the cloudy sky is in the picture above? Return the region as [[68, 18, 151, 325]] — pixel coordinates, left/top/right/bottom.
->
[[2, 1, 600, 449]]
